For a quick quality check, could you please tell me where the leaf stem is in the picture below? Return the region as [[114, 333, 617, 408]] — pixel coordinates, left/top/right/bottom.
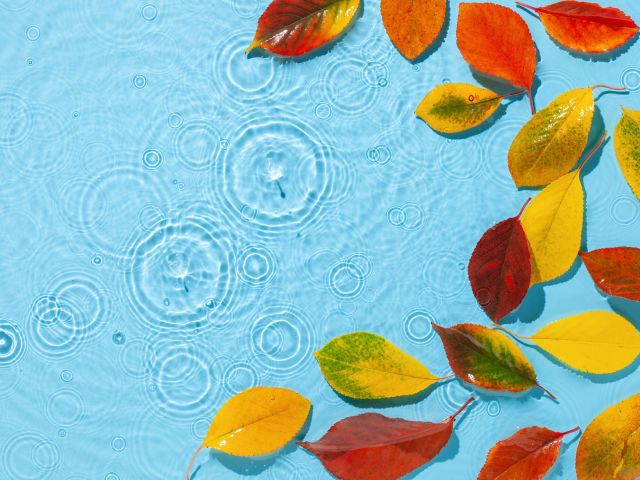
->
[[186, 445, 205, 480], [558, 426, 581, 437], [578, 131, 608, 170], [441, 373, 456, 380], [516, 197, 532, 219], [537, 384, 558, 401], [526, 89, 535, 114], [492, 323, 528, 341], [591, 84, 628, 92], [451, 397, 475, 420], [515, 1, 537, 11], [502, 89, 527, 99]]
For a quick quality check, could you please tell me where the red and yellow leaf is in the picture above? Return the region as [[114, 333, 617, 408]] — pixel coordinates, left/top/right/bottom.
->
[[478, 426, 579, 480], [517, 1, 639, 54], [247, 0, 361, 57], [468, 199, 531, 322], [381, 0, 446, 60], [299, 397, 474, 480], [580, 247, 640, 301], [432, 323, 554, 398], [457, 2, 537, 112]]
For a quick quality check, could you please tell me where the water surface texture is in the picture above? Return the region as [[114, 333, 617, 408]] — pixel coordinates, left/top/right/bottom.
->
[[2, 1, 640, 479]]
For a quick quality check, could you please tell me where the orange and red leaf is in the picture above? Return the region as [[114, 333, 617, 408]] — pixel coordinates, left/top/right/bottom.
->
[[580, 247, 640, 301]]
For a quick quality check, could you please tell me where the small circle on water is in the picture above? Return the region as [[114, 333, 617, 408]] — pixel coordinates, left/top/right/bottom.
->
[[133, 75, 147, 89], [314, 102, 332, 119], [611, 196, 639, 225], [58, 429, 66, 437], [61, 370, 73, 382], [111, 436, 126, 452], [27, 58, 33, 65], [142, 148, 162, 169], [402, 309, 436, 344], [72, 111, 79, 118], [26, 25, 40, 41], [387, 206, 406, 226], [105, 474, 120, 480], [487, 400, 501, 417], [168, 112, 183, 128], [92, 254, 103, 266], [112, 332, 126, 345], [622, 68, 640, 92], [141, 4, 157, 20], [192, 418, 209, 439]]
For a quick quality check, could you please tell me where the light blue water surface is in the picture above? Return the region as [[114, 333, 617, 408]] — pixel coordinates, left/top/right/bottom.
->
[[1, 0, 640, 478]]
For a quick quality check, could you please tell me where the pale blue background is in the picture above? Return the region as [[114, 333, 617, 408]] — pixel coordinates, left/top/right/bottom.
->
[[1, 0, 640, 478]]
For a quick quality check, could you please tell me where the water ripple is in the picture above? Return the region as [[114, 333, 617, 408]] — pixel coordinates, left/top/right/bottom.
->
[[0, 321, 26, 367], [1, 431, 61, 480]]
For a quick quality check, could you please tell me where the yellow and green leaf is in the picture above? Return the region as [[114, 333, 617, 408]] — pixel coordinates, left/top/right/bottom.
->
[[509, 88, 594, 187], [415, 83, 503, 134], [577, 393, 640, 479], [614, 106, 640, 201], [315, 332, 445, 399], [527, 311, 640, 374]]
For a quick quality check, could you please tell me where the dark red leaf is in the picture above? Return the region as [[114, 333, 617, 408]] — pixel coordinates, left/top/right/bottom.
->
[[478, 426, 579, 480], [299, 398, 474, 480], [580, 247, 640, 301], [468, 200, 532, 322]]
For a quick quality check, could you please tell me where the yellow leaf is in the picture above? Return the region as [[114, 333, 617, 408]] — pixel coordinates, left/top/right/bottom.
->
[[520, 169, 583, 284], [509, 88, 594, 187], [528, 311, 640, 374], [315, 332, 445, 399], [614, 106, 640, 201], [415, 83, 503, 134], [616, 426, 640, 479]]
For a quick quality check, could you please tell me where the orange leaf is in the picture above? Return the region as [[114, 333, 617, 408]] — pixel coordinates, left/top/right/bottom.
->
[[516, 1, 639, 54], [457, 2, 537, 112], [381, 0, 447, 60], [247, 0, 361, 57]]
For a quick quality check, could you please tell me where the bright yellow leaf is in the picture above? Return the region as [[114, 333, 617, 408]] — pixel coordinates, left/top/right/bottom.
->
[[415, 83, 503, 134], [520, 169, 583, 284], [529, 311, 640, 374], [315, 332, 444, 399], [509, 88, 594, 187], [614, 106, 640, 201]]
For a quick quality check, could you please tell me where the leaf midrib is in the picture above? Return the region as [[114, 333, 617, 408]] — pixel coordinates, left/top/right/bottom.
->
[[316, 352, 438, 381]]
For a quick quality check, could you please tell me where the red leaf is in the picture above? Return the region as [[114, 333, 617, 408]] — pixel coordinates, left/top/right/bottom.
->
[[468, 200, 532, 322], [299, 398, 474, 480], [456, 3, 537, 112], [580, 247, 640, 301], [478, 426, 579, 480], [516, 1, 639, 54], [247, 0, 361, 57]]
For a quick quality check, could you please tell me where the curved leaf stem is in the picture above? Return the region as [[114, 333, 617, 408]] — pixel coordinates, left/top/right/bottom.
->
[[515, 1, 537, 11], [578, 131, 608, 170], [537, 383, 558, 401], [516, 197, 532, 219], [558, 426, 581, 437], [441, 373, 456, 380], [591, 84, 628, 92], [186, 445, 205, 480], [492, 323, 529, 341], [451, 397, 475, 420], [502, 89, 528, 99]]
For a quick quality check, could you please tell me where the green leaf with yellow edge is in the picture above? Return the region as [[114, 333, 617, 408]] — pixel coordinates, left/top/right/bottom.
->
[[577, 393, 640, 479], [315, 332, 447, 399], [186, 386, 311, 479], [415, 83, 506, 134], [432, 323, 555, 399], [508, 87, 594, 187], [499, 311, 640, 374], [614, 106, 640, 201]]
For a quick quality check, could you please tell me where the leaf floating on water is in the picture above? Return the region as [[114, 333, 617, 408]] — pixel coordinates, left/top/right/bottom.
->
[[580, 247, 640, 301], [516, 1, 639, 54], [478, 425, 580, 480], [614, 107, 640, 201], [576, 393, 640, 479], [508, 87, 594, 187], [315, 332, 448, 399], [415, 83, 518, 134], [185, 386, 311, 479], [381, 0, 446, 60], [299, 397, 474, 480], [457, 2, 537, 112], [433, 323, 554, 398], [247, 0, 361, 57], [520, 133, 607, 284], [468, 198, 532, 322]]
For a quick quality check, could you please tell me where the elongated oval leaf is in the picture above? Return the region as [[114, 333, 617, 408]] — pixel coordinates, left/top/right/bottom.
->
[[432, 323, 552, 398], [186, 386, 311, 478], [315, 332, 445, 399], [478, 426, 579, 480], [247, 0, 361, 57], [576, 393, 640, 479], [457, 3, 537, 111], [614, 107, 640, 201], [528, 311, 640, 374], [468, 200, 531, 322], [415, 83, 504, 134], [299, 397, 474, 480], [508, 87, 594, 187], [517, 1, 639, 54], [381, 0, 446, 60], [580, 247, 640, 301]]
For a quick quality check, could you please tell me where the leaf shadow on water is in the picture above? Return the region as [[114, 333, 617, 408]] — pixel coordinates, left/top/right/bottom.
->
[[502, 285, 546, 325], [471, 68, 541, 109], [407, 0, 451, 64], [246, 1, 365, 63], [190, 407, 314, 479]]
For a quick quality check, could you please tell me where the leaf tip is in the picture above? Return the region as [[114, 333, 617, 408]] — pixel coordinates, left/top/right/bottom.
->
[[245, 39, 259, 55]]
